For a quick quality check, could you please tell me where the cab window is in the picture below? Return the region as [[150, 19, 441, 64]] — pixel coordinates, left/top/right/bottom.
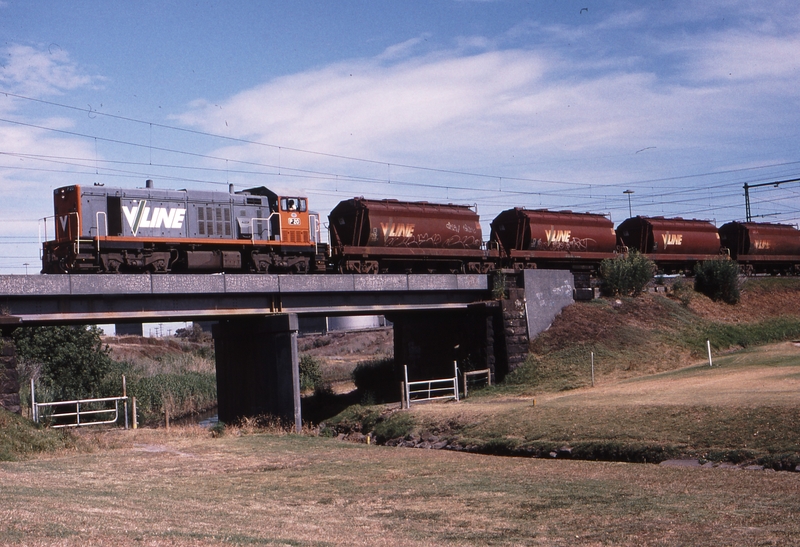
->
[[280, 197, 307, 212]]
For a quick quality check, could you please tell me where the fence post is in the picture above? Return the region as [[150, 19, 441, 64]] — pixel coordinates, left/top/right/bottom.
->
[[123, 375, 129, 430], [403, 365, 410, 409], [30, 378, 37, 423], [453, 361, 459, 402]]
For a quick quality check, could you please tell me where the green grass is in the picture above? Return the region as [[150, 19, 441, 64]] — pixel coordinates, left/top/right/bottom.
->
[[0, 408, 78, 461]]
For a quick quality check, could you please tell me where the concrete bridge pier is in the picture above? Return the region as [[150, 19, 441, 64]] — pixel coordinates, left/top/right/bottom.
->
[[212, 314, 301, 432]]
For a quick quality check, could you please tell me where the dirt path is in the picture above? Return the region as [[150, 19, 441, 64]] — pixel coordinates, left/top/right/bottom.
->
[[545, 343, 800, 408], [412, 342, 800, 423]]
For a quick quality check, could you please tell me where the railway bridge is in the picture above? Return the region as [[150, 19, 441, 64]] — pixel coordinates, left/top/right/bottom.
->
[[0, 270, 574, 430]]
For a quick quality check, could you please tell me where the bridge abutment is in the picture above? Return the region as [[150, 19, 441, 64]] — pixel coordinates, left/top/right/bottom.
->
[[212, 314, 301, 432], [0, 334, 21, 414], [390, 270, 575, 385]]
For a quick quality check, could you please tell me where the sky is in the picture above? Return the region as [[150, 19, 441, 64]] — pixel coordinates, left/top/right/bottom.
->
[[1, 0, 800, 275]]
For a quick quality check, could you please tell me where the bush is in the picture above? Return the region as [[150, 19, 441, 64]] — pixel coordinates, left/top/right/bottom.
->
[[352, 358, 400, 404], [14, 326, 114, 402], [599, 251, 654, 296], [299, 355, 323, 392], [694, 258, 740, 304]]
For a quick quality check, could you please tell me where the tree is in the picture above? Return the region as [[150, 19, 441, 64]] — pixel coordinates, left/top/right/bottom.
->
[[14, 326, 113, 401]]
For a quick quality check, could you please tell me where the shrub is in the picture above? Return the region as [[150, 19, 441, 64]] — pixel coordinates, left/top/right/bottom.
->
[[299, 355, 323, 392], [14, 326, 114, 401], [694, 258, 740, 304], [372, 411, 415, 442], [599, 251, 654, 296], [352, 358, 400, 403]]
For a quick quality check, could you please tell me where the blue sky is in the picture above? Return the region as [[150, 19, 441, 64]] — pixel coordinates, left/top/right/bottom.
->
[[1, 0, 799, 274]]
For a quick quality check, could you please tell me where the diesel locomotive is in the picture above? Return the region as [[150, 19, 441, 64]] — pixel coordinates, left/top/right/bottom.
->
[[41, 181, 326, 274], [40, 181, 800, 276]]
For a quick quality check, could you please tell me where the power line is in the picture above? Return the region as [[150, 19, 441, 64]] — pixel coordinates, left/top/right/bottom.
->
[[5, 89, 800, 192]]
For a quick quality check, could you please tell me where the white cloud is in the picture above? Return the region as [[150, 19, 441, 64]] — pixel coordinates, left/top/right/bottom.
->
[[688, 32, 800, 82], [172, 4, 800, 208], [177, 45, 714, 169], [0, 44, 104, 96]]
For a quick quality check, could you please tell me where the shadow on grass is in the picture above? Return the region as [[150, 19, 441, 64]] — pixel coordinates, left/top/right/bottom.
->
[[301, 389, 362, 425]]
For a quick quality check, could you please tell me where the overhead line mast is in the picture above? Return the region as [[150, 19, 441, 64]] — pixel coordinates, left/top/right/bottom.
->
[[744, 177, 800, 222]]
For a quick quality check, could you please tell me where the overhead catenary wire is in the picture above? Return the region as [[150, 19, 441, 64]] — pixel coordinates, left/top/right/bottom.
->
[[2, 90, 800, 223]]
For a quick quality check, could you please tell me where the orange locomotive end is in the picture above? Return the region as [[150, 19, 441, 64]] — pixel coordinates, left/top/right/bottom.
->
[[53, 185, 82, 242]]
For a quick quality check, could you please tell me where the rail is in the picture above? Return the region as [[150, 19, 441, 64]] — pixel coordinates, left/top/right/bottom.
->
[[31, 378, 129, 429], [403, 363, 459, 408]]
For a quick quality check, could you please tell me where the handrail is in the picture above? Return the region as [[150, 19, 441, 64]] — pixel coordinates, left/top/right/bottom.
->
[[250, 213, 279, 243], [95, 211, 108, 251]]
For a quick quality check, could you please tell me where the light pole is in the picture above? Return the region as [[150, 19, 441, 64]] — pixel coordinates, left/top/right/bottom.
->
[[623, 190, 634, 218], [22, 263, 29, 275]]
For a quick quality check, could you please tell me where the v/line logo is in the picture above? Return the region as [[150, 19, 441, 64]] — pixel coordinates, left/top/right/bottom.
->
[[122, 201, 186, 235]]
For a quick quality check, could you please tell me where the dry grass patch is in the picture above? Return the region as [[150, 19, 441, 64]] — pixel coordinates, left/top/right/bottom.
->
[[1, 430, 799, 546]]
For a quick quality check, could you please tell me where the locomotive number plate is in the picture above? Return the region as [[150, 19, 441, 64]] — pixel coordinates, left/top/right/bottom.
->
[[288, 218, 301, 226]]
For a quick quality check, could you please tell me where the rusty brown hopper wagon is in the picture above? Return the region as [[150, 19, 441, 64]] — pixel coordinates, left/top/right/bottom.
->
[[328, 197, 494, 273], [616, 216, 722, 272], [719, 221, 800, 275], [489, 208, 617, 271]]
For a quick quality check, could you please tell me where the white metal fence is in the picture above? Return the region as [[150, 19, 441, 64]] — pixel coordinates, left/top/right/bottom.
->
[[403, 363, 459, 408], [31, 378, 129, 429]]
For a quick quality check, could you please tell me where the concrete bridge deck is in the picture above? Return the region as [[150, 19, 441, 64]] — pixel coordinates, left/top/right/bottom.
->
[[0, 273, 490, 325]]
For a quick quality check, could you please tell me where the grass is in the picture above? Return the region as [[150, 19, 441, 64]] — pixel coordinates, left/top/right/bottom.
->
[[513, 287, 800, 393], [0, 408, 77, 461], [1, 427, 799, 546], [329, 342, 800, 469]]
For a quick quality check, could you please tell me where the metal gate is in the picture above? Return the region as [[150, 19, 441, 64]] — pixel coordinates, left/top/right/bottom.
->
[[403, 363, 459, 408], [31, 379, 129, 429]]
